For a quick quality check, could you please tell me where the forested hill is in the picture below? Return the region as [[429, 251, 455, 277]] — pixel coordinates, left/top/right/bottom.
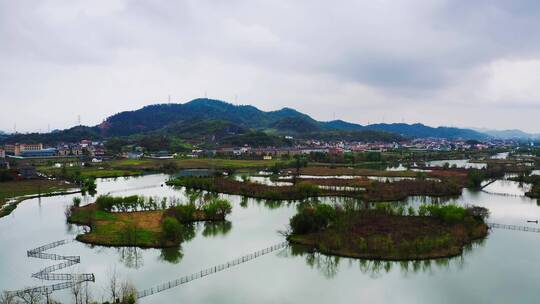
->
[[1, 98, 490, 146], [96, 98, 486, 139]]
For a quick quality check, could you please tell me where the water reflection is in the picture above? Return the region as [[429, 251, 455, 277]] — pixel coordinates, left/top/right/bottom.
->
[[202, 221, 232, 237], [117, 247, 144, 269], [283, 239, 486, 279], [240, 196, 249, 208], [159, 246, 184, 264]]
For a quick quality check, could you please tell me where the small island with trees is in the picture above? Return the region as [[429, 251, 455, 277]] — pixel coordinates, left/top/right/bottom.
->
[[67, 194, 232, 248], [287, 202, 489, 260]]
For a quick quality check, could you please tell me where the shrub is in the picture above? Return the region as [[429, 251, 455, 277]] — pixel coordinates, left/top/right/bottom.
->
[[295, 182, 320, 197], [80, 177, 97, 195], [467, 169, 486, 188], [202, 198, 233, 219], [290, 204, 338, 234], [290, 208, 318, 234], [162, 216, 183, 241], [419, 204, 468, 223], [314, 204, 338, 222], [96, 195, 115, 211], [165, 204, 197, 222], [72, 197, 81, 207]]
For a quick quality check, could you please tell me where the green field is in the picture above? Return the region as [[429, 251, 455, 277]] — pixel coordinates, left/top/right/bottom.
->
[[0, 179, 76, 202], [68, 206, 162, 247], [108, 158, 283, 170], [36, 158, 284, 180], [37, 165, 144, 179], [0, 179, 78, 217]]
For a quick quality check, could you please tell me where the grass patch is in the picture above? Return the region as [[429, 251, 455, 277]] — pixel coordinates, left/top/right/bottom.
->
[[68, 204, 169, 247], [107, 158, 284, 171], [0, 179, 74, 201], [38, 166, 143, 179], [0, 179, 78, 218]]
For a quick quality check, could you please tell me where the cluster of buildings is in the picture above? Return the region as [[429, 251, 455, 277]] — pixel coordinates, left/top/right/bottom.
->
[[2, 140, 106, 159], [187, 138, 515, 159], [0, 137, 516, 162], [399, 138, 512, 152]]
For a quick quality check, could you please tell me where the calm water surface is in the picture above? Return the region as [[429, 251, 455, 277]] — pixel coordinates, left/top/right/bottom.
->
[[1, 174, 540, 303], [426, 159, 487, 169]]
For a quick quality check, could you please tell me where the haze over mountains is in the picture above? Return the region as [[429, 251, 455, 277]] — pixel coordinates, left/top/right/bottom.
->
[[1, 98, 537, 145], [473, 128, 540, 140]]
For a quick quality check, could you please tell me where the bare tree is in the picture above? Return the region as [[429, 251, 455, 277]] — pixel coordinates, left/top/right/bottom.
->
[[0, 291, 20, 304], [70, 280, 82, 304], [119, 280, 137, 304], [107, 266, 120, 303], [82, 282, 92, 304], [15, 289, 42, 304]]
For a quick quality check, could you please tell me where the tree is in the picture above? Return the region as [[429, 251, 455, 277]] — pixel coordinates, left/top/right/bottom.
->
[[13, 289, 42, 304], [72, 197, 82, 208], [0, 291, 19, 304], [213, 199, 232, 218], [70, 279, 82, 304], [162, 217, 183, 241], [119, 280, 137, 304], [467, 169, 486, 189], [108, 266, 120, 303]]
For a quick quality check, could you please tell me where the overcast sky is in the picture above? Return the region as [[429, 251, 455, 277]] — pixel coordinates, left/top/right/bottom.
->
[[1, 0, 540, 133]]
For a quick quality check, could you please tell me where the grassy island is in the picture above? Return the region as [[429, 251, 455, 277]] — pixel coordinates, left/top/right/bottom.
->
[[167, 176, 363, 200], [287, 202, 489, 260], [167, 176, 464, 202], [67, 194, 232, 248]]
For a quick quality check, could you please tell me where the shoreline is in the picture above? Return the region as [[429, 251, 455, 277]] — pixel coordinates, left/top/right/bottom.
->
[[0, 188, 81, 218]]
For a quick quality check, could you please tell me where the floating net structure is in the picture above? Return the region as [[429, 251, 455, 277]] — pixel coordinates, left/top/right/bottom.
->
[[8, 239, 95, 297], [488, 222, 540, 233]]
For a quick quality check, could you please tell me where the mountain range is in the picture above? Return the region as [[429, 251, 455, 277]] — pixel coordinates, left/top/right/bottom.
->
[[473, 128, 540, 140], [95, 98, 488, 140], [2, 98, 526, 148]]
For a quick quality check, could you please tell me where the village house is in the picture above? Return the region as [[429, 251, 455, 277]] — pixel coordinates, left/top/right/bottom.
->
[[4, 143, 43, 156]]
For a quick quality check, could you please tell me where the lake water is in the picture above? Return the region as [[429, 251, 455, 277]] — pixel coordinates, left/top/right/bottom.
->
[[426, 159, 487, 169], [1, 174, 540, 303]]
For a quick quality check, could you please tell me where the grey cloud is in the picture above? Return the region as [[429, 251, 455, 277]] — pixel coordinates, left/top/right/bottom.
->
[[1, 0, 540, 132]]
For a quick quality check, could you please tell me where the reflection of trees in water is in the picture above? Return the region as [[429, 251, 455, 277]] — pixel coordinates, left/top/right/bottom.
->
[[117, 247, 144, 269], [264, 200, 284, 210], [202, 221, 232, 237], [160, 246, 184, 264], [306, 252, 340, 279], [65, 222, 74, 234], [281, 245, 340, 279], [158, 223, 202, 264], [284, 239, 486, 278], [240, 196, 249, 208], [182, 223, 197, 242], [243, 197, 296, 210]]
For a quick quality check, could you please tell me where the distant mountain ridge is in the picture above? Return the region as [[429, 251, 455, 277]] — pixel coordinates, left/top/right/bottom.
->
[[98, 99, 318, 137], [1, 98, 498, 145], [98, 98, 487, 139], [473, 128, 540, 140]]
